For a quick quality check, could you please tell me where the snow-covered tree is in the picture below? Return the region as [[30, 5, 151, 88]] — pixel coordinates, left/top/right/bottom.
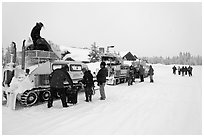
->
[[142, 52, 202, 65], [88, 42, 101, 62]]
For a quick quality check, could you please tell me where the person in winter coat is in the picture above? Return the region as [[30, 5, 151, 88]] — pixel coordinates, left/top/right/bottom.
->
[[139, 65, 144, 82], [31, 22, 44, 50], [81, 68, 94, 102], [48, 65, 73, 108], [188, 66, 193, 76], [128, 65, 134, 86], [148, 65, 154, 83], [134, 66, 140, 79], [181, 66, 185, 76], [96, 62, 108, 100], [184, 66, 188, 75], [133, 66, 137, 82], [172, 66, 177, 74], [178, 66, 181, 75]]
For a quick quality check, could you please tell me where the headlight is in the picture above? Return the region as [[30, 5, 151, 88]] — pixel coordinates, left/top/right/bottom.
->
[[18, 75, 26, 81]]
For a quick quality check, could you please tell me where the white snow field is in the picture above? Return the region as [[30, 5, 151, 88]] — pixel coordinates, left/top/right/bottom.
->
[[2, 64, 202, 135]]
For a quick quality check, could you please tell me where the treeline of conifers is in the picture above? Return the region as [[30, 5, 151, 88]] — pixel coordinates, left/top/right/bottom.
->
[[142, 52, 202, 65]]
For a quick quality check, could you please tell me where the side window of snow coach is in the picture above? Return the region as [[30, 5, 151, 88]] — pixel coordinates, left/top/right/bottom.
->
[[52, 64, 70, 71], [52, 65, 62, 70], [70, 64, 82, 71]]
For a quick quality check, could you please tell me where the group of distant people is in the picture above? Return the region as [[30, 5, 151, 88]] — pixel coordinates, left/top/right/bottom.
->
[[172, 65, 193, 76], [127, 65, 154, 86]]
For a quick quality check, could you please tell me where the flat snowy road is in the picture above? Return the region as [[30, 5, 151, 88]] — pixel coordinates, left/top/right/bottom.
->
[[2, 65, 202, 135]]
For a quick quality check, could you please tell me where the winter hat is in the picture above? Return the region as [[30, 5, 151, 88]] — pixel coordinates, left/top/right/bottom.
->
[[82, 67, 87, 72], [100, 62, 106, 67], [37, 22, 44, 27]]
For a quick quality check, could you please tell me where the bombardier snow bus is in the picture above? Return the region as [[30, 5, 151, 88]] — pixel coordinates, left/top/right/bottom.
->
[[15, 60, 85, 107], [3, 39, 86, 109]]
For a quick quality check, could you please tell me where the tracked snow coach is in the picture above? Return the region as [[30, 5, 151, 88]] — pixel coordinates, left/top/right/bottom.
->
[[3, 39, 86, 109]]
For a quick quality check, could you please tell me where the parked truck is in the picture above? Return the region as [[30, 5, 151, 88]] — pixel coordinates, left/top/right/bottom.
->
[[101, 53, 129, 85], [100, 53, 150, 85]]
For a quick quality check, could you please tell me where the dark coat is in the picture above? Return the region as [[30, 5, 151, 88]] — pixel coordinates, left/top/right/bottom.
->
[[133, 67, 137, 75], [82, 70, 94, 87], [184, 66, 188, 72], [96, 67, 108, 84], [172, 66, 177, 71], [128, 66, 134, 78], [148, 66, 154, 76], [181, 66, 185, 72], [49, 68, 73, 88], [188, 66, 193, 72], [127, 69, 134, 77], [31, 24, 42, 40]]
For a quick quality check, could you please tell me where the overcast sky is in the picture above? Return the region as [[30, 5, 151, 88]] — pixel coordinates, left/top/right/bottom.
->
[[2, 2, 202, 57]]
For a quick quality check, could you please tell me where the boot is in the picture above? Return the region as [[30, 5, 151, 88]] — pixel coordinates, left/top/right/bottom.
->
[[89, 95, 92, 102]]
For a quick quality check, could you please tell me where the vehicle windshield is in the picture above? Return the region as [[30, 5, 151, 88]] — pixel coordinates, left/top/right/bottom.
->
[[102, 56, 121, 65]]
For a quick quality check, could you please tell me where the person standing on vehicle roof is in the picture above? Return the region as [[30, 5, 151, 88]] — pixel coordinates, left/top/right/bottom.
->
[[96, 62, 108, 100], [30, 22, 44, 50], [81, 68, 94, 102], [48, 65, 73, 108]]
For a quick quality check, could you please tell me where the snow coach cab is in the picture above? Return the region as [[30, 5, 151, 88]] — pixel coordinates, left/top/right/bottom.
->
[[51, 60, 85, 84]]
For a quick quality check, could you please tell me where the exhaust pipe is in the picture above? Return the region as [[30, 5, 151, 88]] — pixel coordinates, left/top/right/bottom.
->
[[22, 40, 26, 70], [12, 42, 17, 64]]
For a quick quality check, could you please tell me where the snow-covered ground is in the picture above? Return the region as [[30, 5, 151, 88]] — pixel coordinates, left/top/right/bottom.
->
[[2, 64, 202, 135]]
